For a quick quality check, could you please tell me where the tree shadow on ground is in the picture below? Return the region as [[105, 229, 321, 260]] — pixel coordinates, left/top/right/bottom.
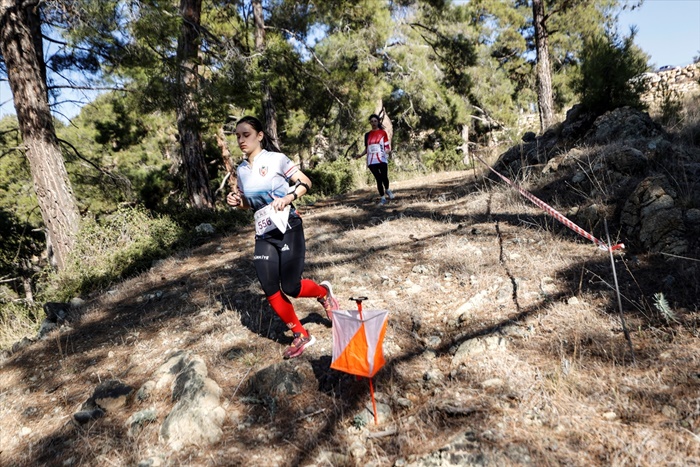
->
[[4, 169, 699, 466]]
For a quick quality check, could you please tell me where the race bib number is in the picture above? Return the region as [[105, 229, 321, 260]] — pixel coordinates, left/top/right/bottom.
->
[[368, 143, 382, 156], [254, 205, 290, 236]]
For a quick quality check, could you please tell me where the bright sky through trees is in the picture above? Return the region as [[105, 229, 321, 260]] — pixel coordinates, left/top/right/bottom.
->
[[618, 0, 700, 69], [2, 0, 699, 120]]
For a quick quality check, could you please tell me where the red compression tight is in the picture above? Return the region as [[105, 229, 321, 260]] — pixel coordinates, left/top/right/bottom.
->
[[295, 279, 327, 299], [267, 291, 306, 336]]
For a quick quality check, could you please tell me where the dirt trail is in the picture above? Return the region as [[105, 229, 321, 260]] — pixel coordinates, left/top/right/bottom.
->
[[1, 169, 699, 466]]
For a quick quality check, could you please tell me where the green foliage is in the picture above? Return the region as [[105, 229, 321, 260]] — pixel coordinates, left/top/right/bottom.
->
[[677, 91, 700, 146], [0, 209, 44, 286], [39, 206, 183, 301], [421, 148, 464, 172], [0, 116, 41, 226], [0, 116, 47, 301], [653, 292, 679, 324], [373, 4, 477, 156], [432, 31, 478, 91], [306, 159, 357, 197], [352, 414, 368, 429], [572, 30, 649, 115], [288, 1, 394, 158], [57, 94, 182, 214], [160, 203, 250, 238], [468, 0, 627, 120], [472, 0, 531, 106], [92, 99, 148, 149]]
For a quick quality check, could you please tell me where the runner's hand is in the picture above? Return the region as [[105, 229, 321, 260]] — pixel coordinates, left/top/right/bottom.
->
[[227, 191, 242, 207], [270, 194, 291, 211]]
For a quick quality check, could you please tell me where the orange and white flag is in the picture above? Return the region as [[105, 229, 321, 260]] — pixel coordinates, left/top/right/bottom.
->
[[331, 308, 389, 378]]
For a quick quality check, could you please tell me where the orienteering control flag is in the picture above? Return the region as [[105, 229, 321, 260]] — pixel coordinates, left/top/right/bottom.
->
[[331, 308, 389, 378]]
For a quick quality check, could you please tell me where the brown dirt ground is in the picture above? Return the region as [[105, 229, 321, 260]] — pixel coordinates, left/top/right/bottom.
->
[[1, 169, 699, 466]]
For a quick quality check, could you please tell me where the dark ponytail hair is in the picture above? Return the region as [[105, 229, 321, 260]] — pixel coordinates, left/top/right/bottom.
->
[[368, 113, 384, 130], [237, 116, 280, 152]]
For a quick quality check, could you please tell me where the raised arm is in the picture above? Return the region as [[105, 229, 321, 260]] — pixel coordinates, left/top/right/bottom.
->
[[270, 170, 312, 211]]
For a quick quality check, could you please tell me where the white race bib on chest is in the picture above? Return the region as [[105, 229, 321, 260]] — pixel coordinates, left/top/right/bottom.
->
[[254, 205, 290, 235], [368, 143, 382, 155]]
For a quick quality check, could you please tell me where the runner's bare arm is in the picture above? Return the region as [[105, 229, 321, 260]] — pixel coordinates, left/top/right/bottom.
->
[[288, 172, 311, 200]]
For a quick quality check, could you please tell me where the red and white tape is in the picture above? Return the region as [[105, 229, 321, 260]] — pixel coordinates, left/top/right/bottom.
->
[[473, 154, 624, 252]]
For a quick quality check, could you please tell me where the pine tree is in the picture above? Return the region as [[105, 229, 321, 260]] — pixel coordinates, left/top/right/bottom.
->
[[0, 1, 80, 270]]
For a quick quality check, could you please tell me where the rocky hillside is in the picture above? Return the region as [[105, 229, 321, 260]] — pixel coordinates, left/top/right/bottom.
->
[[495, 106, 700, 260], [1, 107, 699, 466]]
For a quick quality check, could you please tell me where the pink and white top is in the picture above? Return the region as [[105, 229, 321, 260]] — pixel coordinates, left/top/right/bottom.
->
[[364, 129, 391, 166]]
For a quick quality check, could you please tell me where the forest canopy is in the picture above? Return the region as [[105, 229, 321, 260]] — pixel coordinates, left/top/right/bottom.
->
[[0, 0, 649, 309]]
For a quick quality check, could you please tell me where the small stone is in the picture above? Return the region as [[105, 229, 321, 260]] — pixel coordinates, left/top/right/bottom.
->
[[661, 405, 677, 418], [73, 408, 105, 424], [423, 369, 443, 381], [69, 297, 86, 309], [395, 397, 412, 409], [195, 223, 215, 234], [481, 378, 504, 389]]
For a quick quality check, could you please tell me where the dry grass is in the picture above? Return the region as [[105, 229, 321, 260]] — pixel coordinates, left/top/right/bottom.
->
[[1, 168, 699, 466]]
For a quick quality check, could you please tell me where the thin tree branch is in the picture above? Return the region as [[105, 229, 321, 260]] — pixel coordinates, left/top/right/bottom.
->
[[50, 106, 78, 123], [0, 128, 19, 137], [267, 26, 331, 74], [58, 138, 129, 188], [214, 172, 232, 198], [0, 147, 24, 159], [409, 22, 451, 63], [47, 85, 129, 93]]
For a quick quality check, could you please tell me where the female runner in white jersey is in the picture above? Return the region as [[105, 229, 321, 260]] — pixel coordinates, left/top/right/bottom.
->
[[226, 116, 339, 359], [357, 113, 394, 205]]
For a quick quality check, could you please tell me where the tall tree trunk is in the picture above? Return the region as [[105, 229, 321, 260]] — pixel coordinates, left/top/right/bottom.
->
[[176, 0, 214, 209], [376, 100, 393, 143], [460, 123, 469, 160], [532, 0, 555, 132], [0, 0, 80, 271], [252, 0, 279, 146]]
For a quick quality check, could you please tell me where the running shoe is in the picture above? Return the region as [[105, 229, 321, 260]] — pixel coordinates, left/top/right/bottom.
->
[[283, 333, 316, 359], [378, 197, 387, 205], [386, 189, 395, 200], [318, 281, 340, 320]]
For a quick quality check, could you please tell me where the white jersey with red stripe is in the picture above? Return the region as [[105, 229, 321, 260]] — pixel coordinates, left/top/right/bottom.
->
[[364, 129, 391, 166], [236, 150, 299, 213]]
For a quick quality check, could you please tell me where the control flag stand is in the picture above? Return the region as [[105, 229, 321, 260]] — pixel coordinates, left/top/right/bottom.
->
[[330, 296, 389, 424]]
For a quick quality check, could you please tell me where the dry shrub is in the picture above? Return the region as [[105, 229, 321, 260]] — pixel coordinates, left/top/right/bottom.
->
[[2, 170, 700, 466], [677, 92, 700, 146]]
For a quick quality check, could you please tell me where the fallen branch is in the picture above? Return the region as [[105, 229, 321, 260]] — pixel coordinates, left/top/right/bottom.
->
[[232, 367, 252, 398], [294, 408, 326, 422], [367, 426, 398, 439], [435, 404, 481, 417]]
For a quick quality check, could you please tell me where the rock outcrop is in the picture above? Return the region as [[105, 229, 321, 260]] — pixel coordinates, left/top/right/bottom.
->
[[493, 106, 700, 254]]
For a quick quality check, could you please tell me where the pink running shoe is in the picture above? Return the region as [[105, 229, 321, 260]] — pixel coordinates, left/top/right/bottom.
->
[[283, 333, 316, 359], [318, 281, 340, 320]]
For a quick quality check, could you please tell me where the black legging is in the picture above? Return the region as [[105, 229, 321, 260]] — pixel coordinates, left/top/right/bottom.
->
[[253, 217, 305, 297], [368, 162, 390, 197]]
